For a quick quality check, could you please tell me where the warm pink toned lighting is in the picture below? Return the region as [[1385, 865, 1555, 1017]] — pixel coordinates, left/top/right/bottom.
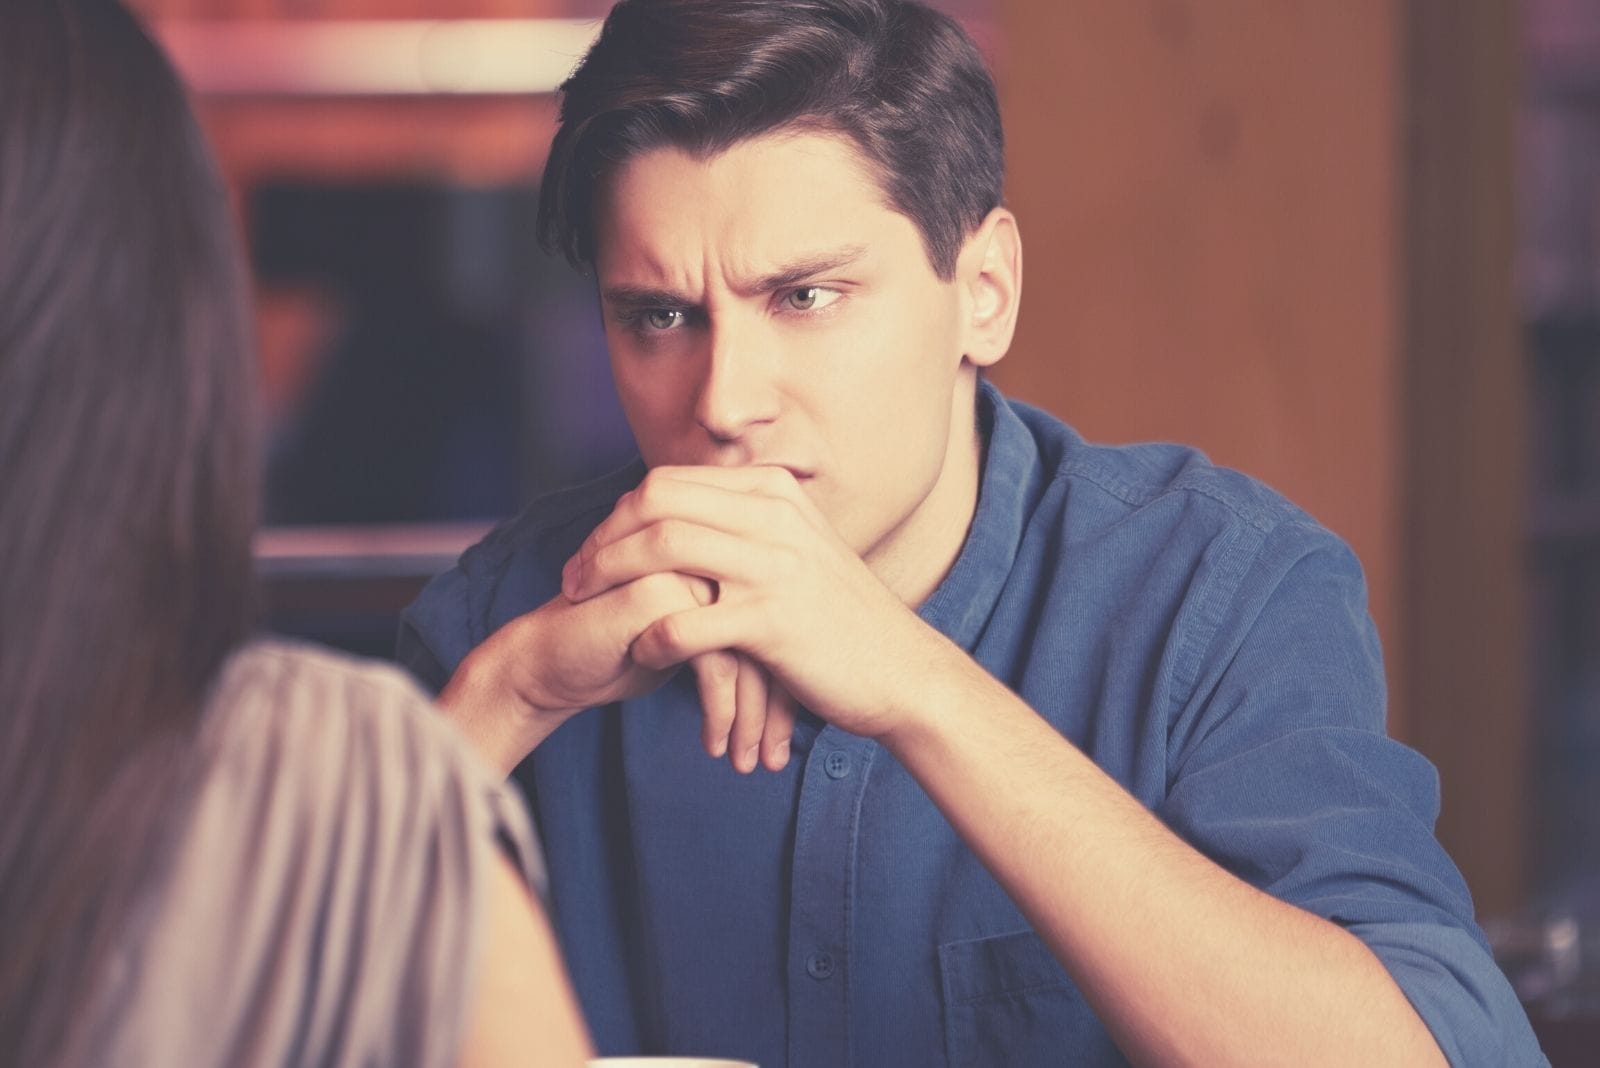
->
[[154, 20, 602, 97], [254, 523, 494, 577]]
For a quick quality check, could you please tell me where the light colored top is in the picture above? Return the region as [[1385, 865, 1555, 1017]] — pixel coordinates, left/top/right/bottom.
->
[[79, 638, 544, 1068]]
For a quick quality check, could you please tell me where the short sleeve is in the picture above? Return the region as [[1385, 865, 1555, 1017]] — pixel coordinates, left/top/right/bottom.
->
[[1158, 527, 1546, 1067], [85, 641, 547, 1068]]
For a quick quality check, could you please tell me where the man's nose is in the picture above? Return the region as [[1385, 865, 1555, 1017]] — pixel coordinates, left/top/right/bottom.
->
[[693, 321, 779, 445]]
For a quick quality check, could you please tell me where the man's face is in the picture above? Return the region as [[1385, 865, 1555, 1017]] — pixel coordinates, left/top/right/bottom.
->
[[593, 130, 986, 574]]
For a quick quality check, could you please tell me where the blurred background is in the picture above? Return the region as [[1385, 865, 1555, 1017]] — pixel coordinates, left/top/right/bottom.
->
[[127, 0, 1593, 1053]]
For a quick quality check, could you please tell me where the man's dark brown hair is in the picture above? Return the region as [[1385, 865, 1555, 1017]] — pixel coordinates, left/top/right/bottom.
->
[[537, 0, 1005, 280]]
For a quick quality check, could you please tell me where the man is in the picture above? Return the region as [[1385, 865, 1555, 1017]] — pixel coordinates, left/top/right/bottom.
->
[[399, 1, 1545, 1064]]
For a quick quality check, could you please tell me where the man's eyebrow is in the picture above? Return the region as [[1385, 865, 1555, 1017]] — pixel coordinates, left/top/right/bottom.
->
[[600, 245, 869, 309], [600, 285, 694, 311], [741, 245, 868, 296]]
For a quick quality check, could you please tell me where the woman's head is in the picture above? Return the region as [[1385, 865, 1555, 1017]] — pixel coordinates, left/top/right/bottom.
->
[[0, 0, 257, 1055]]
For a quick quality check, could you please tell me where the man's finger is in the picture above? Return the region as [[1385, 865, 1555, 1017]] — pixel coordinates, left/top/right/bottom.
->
[[649, 464, 811, 503], [728, 655, 769, 775], [568, 520, 768, 603], [565, 472, 811, 592], [615, 571, 715, 631], [761, 683, 797, 772], [691, 651, 739, 759], [631, 601, 752, 673]]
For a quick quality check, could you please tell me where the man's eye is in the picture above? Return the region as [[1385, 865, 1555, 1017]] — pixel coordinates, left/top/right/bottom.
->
[[784, 287, 840, 313], [644, 309, 685, 331]]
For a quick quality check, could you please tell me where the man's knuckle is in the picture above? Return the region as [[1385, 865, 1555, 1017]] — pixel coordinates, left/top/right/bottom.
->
[[654, 613, 685, 650], [651, 520, 682, 555], [634, 476, 667, 518]]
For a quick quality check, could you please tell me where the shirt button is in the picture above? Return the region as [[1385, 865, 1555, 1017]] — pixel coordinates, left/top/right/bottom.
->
[[824, 750, 852, 779], [805, 953, 835, 980]]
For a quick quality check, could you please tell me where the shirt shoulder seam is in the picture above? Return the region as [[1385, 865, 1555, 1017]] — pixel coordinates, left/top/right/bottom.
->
[[1053, 457, 1287, 536]]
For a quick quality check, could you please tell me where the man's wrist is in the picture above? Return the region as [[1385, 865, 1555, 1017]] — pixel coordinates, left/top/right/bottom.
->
[[438, 628, 570, 774], [876, 628, 982, 758]]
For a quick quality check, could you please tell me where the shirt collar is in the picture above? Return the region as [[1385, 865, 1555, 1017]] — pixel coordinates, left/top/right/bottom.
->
[[916, 378, 1043, 651]]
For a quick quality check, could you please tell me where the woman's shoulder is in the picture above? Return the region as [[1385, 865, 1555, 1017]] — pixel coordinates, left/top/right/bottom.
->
[[201, 634, 545, 889], [87, 637, 542, 1067], [209, 635, 441, 738]]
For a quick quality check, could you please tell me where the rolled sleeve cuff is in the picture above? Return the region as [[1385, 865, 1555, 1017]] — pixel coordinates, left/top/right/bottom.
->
[[1355, 921, 1549, 1067]]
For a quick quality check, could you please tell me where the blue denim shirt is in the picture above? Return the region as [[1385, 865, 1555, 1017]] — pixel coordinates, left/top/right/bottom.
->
[[399, 382, 1545, 1067]]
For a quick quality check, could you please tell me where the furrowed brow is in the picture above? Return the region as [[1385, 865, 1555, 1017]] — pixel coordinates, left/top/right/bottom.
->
[[743, 246, 868, 296], [600, 245, 869, 308], [600, 285, 696, 310]]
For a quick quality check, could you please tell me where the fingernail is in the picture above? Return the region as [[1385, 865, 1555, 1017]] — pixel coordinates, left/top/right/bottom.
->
[[742, 744, 760, 773], [711, 735, 728, 758]]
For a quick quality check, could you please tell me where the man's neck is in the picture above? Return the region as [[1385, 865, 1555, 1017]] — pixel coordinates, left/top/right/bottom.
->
[[866, 375, 986, 610]]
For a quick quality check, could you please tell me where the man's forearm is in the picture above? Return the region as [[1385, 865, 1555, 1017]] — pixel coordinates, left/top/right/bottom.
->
[[880, 645, 1447, 1067]]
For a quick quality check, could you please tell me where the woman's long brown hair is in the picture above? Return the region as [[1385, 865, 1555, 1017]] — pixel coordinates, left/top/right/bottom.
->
[[0, 1, 258, 1059]]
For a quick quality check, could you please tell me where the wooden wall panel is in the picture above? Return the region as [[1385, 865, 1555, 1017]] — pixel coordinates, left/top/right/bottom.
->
[[996, 0, 1404, 731], [997, 0, 1531, 918], [1402, 0, 1527, 920]]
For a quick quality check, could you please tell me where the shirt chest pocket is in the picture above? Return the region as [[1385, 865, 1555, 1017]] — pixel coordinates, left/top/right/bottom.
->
[[938, 929, 1128, 1067]]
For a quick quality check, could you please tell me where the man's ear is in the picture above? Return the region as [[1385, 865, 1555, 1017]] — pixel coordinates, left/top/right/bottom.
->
[[956, 207, 1022, 370]]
